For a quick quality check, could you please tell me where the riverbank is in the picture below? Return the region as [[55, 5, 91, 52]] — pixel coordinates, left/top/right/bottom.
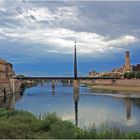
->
[[80, 79, 140, 93], [90, 85, 140, 93], [0, 108, 140, 139]]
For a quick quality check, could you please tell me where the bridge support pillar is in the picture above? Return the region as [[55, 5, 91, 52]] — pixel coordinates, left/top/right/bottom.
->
[[9, 93, 16, 109], [52, 80, 55, 90], [52, 80, 56, 96], [55, 80, 57, 86], [10, 79, 16, 93], [68, 80, 71, 85]]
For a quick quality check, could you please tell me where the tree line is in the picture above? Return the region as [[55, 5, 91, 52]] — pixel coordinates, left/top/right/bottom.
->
[[123, 71, 140, 79]]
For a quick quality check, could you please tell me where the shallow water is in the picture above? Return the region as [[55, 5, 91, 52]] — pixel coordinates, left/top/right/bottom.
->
[[1, 81, 140, 131]]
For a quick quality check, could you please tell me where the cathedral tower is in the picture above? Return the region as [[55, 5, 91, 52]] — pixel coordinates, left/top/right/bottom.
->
[[125, 51, 131, 72]]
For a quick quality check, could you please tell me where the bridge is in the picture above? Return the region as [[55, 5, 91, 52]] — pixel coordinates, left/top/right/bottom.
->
[[15, 76, 121, 80]]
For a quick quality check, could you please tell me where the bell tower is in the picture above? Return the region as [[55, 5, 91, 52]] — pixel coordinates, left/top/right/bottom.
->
[[125, 51, 131, 72]]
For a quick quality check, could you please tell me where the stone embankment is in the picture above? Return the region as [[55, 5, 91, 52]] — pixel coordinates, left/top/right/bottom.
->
[[80, 79, 140, 92], [0, 79, 22, 97]]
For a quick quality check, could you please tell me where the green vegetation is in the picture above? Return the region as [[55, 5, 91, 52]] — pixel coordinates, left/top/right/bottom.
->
[[23, 80, 45, 89], [124, 71, 140, 79], [14, 74, 26, 78], [0, 108, 140, 139]]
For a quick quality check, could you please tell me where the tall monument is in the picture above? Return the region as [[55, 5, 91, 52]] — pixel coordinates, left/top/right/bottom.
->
[[73, 41, 79, 126], [125, 51, 131, 72], [74, 41, 77, 79]]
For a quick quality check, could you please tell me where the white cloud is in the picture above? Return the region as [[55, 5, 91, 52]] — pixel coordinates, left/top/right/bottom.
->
[[0, 26, 138, 56], [14, 6, 79, 26], [107, 35, 137, 47]]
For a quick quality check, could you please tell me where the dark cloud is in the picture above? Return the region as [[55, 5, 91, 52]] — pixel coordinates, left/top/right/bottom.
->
[[73, 1, 140, 36]]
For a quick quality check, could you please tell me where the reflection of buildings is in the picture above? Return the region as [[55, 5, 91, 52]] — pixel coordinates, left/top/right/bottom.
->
[[73, 80, 79, 126], [0, 93, 22, 109], [124, 98, 131, 121]]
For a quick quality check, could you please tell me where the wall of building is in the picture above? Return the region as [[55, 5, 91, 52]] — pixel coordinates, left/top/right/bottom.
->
[[0, 59, 21, 97], [0, 59, 14, 80]]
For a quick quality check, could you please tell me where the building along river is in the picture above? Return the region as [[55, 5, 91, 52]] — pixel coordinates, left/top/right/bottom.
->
[[0, 80, 140, 132]]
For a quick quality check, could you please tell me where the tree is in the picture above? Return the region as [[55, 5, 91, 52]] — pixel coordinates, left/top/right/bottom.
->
[[135, 72, 140, 78], [123, 72, 136, 79], [124, 72, 129, 78]]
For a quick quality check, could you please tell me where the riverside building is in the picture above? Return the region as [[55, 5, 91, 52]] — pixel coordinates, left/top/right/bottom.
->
[[0, 59, 15, 80]]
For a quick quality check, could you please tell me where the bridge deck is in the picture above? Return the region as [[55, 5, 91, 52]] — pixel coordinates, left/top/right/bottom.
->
[[15, 77, 121, 80]]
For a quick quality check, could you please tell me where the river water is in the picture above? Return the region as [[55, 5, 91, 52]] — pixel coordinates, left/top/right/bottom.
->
[[1, 81, 140, 131]]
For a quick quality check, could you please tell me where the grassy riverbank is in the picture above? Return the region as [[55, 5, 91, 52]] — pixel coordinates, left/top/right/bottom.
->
[[90, 85, 140, 93], [0, 108, 140, 139]]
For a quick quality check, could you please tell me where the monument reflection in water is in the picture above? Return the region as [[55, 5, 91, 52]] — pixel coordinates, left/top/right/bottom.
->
[[73, 80, 79, 126], [125, 98, 131, 122]]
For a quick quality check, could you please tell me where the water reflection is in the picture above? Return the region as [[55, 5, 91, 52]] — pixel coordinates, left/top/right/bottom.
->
[[124, 98, 131, 121], [73, 80, 79, 126]]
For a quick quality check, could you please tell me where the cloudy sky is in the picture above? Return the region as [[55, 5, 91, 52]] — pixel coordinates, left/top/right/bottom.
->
[[0, 0, 140, 76]]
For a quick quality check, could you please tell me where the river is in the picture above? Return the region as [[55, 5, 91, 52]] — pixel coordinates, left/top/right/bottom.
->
[[1, 81, 140, 131]]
